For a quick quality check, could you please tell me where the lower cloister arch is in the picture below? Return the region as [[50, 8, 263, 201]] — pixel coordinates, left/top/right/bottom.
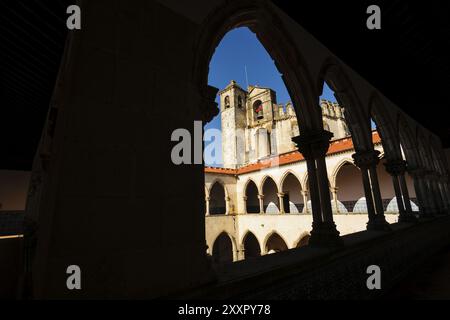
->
[[212, 232, 235, 264], [242, 231, 261, 260], [295, 233, 311, 248], [265, 232, 289, 254]]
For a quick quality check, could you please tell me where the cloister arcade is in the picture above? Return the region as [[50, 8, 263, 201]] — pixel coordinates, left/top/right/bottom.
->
[[205, 138, 424, 264], [16, 0, 450, 299], [201, 4, 450, 266]]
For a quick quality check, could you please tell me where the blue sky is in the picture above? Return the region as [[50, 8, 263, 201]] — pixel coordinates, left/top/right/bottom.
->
[[204, 27, 336, 166]]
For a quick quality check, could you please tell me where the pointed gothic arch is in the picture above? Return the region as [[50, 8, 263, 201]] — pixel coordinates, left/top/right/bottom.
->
[[209, 181, 227, 215], [264, 232, 288, 254], [368, 92, 402, 160], [242, 231, 261, 259], [212, 232, 235, 264], [316, 57, 371, 151], [261, 176, 279, 213]]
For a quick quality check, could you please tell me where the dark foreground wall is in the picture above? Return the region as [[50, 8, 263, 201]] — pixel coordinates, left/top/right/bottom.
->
[[0, 237, 23, 299], [182, 216, 450, 299]]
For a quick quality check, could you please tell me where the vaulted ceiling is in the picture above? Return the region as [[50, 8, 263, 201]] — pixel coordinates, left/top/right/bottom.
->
[[1, 0, 448, 170]]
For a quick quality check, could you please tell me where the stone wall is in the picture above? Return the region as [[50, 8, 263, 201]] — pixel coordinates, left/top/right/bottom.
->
[[0, 237, 23, 299]]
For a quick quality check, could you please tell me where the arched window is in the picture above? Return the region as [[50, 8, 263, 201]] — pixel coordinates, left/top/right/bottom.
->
[[253, 100, 264, 120], [224, 96, 230, 109], [237, 96, 243, 108]]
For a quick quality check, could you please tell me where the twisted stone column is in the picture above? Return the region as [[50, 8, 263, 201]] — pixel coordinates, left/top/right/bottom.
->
[[293, 130, 342, 247], [353, 150, 391, 231]]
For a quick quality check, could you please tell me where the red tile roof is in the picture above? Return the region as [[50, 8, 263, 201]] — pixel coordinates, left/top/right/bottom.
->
[[205, 132, 381, 176]]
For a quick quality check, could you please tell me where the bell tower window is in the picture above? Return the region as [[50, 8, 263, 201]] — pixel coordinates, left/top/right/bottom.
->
[[224, 96, 230, 109], [237, 96, 243, 108], [253, 100, 264, 120]]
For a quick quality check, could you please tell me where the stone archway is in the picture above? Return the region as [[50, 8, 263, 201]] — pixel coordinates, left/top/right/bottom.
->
[[335, 161, 364, 213], [296, 234, 310, 248], [281, 172, 303, 214], [261, 176, 279, 214], [212, 232, 234, 264], [209, 182, 226, 215], [242, 232, 261, 259], [265, 233, 288, 254], [245, 180, 260, 214], [192, 0, 318, 132]]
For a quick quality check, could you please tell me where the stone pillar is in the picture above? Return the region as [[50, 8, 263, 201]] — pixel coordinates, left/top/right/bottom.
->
[[384, 160, 417, 223], [205, 197, 210, 216], [302, 190, 309, 214], [238, 246, 245, 261], [258, 195, 264, 214], [331, 187, 339, 214], [225, 196, 231, 215], [277, 193, 286, 214], [292, 130, 342, 247], [353, 150, 391, 231]]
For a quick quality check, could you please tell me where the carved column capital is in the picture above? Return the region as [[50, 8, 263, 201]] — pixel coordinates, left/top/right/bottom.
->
[[277, 193, 286, 198], [384, 160, 407, 177], [257, 194, 265, 200], [352, 150, 381, 170], [292, 130, 333, 160]]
